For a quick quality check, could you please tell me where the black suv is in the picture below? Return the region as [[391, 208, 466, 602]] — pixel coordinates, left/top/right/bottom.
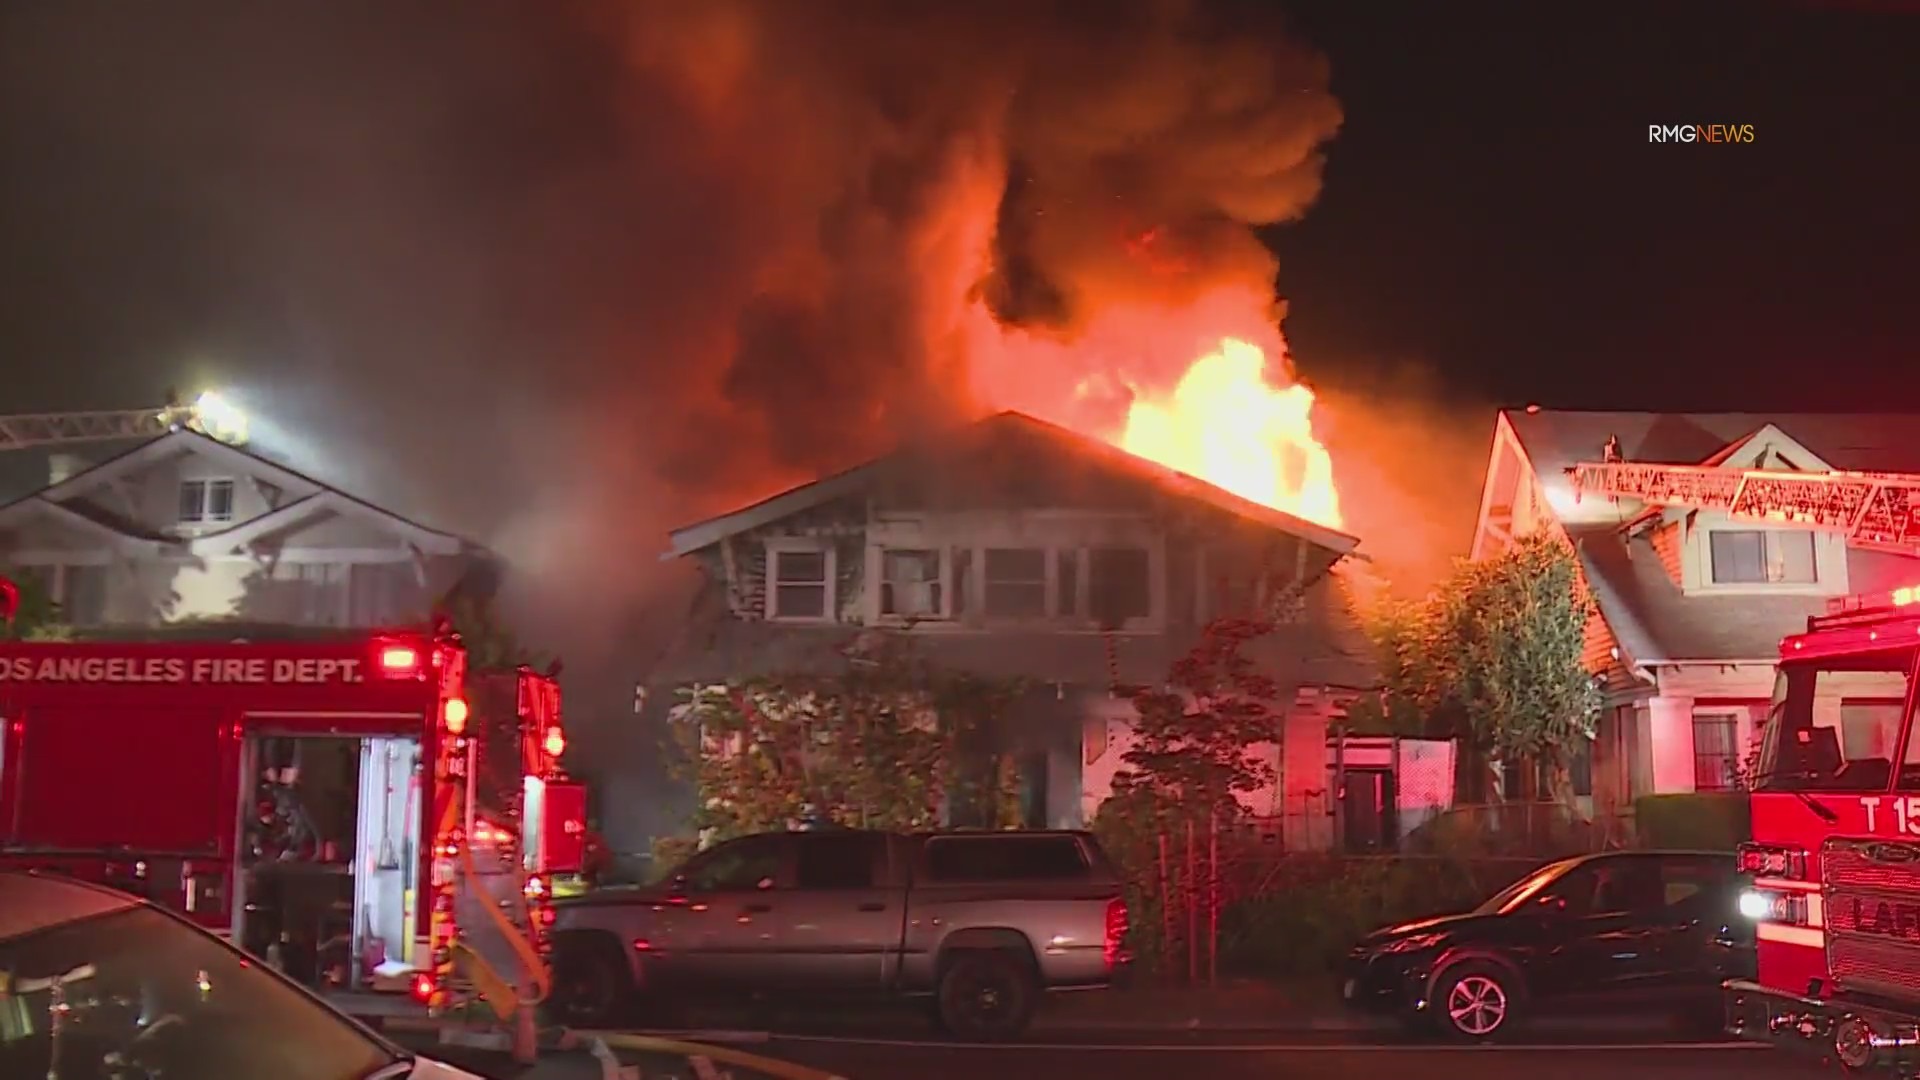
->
[[1341, 850, 1754, 1040]]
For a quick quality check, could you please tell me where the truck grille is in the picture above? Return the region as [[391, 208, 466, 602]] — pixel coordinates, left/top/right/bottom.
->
[[1821, 837, 1920, 1001]]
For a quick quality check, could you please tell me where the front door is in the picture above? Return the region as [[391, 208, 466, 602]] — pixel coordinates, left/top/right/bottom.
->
[[761, 832, 898, 992]]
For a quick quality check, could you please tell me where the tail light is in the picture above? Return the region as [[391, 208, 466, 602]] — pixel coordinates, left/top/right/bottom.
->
[[1739, 843, 1808, 879], [409, 972, 435, 1003], [1103, 897, 1129, 969]]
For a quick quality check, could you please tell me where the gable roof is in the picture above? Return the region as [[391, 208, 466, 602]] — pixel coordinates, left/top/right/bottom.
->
[[664, 410, 1360, 560], [0, 429, 475, 556], [1505, 409, 1920, 485], [1506, 409, 1920, 665]]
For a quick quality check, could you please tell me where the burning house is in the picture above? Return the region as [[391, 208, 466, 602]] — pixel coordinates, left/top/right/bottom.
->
[[646, 410, 1378, 846]]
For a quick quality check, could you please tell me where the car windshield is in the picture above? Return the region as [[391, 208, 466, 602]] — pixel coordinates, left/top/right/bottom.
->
[[0, 906, 401, 1080], [1756, 648, 1920, 793], [1473, 857, 1580, 915]]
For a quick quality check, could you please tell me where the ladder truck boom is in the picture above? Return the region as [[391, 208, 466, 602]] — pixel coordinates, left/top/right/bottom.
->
[[1567, 460, 1920, 557], [0, 392, 246, 451]]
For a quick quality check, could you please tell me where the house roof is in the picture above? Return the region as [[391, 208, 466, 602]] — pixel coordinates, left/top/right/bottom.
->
[[664, 410, 1360, 560], [1505, 409, 1920, 481], [1515, 408, 1920, 665], [0, 429, 475, 557], [1569, 526, 1819, 664]]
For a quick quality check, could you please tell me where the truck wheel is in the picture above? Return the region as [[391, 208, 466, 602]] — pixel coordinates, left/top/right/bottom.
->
[[935, 951, 1038, 1042], [546, 937, 631, 1029], [1432, 961, 1524, 1042]]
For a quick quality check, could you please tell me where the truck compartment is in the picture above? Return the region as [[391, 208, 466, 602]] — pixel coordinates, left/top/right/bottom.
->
[[234, 730, 422, 994]]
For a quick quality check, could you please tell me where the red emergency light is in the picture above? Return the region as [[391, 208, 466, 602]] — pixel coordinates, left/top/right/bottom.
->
[[442, 696, 469, 735], [543, 726, 565, 758], [409, 972, 435, 1003], [379, 645, 420, 673]]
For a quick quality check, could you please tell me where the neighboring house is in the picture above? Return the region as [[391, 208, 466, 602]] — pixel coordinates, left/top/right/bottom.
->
[[1469, 409, 1920, 819], [0, 430, 491, 630], [647, 411, 1378, 846]]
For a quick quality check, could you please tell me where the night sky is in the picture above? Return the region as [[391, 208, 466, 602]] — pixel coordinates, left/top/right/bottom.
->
[[1276, 1, 1918, 410]]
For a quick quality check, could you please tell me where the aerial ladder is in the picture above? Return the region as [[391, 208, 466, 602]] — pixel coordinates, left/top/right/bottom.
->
[[0, 391, 247, 452], [1567, 436, 1920, 558]]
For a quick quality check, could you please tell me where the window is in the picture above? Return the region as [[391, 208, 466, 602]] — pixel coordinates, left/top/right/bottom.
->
[[768, 545, 831, 620], [178, 478, 237, 525], [794, 833, 881, 890], [1659, 856, 1733, 912], [1541, 858, 1661, 916], [923, 834, 1089, 883], [1087, 546, 1151, 623], [1570, 735, 1594, 798], [677, 835, 785, 892], [1757, 659, 1912, 793], [1692, 713, 1739, 791], [879, 549, 942, 618], [0, 906, 394, 1080], [1710, 529, 1816, 585], [1056, 549, 1080, 617], [983, 548, 1047, 617]]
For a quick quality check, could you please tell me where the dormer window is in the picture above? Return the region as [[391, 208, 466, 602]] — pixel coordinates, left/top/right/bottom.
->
[[179, 478, 236, 525], [1709, 529, 1816, 585]]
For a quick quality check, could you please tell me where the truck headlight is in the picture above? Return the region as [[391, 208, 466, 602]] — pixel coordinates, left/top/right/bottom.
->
[[1737, 890, 1772, 920]]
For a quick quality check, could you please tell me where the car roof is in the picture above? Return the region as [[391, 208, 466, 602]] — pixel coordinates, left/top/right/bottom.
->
[[0, 872, 143, 942]]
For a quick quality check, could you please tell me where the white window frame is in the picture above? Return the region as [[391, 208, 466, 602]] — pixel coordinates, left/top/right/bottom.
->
[[979, 546, 1053, 620], [866, 513, 1164, 632], [764, 539, 836, 622], [1681, 514, 1846, 598], [178, 477, 238, 526], [870, 546, 953, 623]]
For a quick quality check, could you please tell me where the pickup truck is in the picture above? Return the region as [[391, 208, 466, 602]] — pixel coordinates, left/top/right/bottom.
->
[[546, 828, 1130, 1040]]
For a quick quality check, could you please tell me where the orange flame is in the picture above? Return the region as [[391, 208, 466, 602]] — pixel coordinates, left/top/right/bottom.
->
[[1118, 338, 1340, 528], [964, 285, 1343, 530]]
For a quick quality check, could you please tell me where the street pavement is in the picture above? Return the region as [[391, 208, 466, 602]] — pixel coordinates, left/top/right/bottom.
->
[[742, 1040, 1801, 1080]]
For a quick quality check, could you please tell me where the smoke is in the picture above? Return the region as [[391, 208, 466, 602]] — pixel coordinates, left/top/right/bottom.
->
[[1312, 363, 1496, 601], [0, 1, 1342, 669]]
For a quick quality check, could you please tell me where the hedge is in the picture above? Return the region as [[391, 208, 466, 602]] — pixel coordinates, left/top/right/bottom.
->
[[1633, 792, 1749, 852]]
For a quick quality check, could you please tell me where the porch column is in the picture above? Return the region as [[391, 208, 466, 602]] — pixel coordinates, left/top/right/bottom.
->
[[1645, 694, 1697, 794]]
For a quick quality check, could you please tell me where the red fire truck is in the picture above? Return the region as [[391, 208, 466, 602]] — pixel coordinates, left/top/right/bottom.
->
[[1723, 587, 1920, 1076], [1562, 454, 1920, 1072], [0, 610, 588, 1016]]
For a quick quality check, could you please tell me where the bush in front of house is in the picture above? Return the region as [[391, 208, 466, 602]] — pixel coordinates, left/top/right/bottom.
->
[[1634, 792, 1750, 852]]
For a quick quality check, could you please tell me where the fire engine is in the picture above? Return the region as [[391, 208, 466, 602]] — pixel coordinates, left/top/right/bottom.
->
[[1569, 455, 1920, 1076], [0, 587, 588, 1023]]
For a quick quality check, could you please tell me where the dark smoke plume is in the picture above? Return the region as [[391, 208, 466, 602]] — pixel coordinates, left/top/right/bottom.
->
[[0, 0, 1342, 672]]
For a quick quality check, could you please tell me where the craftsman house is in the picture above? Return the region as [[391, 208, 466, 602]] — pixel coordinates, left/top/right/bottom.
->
[[1469, 409, 1920, 820], [649, 411, 1379, 843], [0, 429, 491, 630]]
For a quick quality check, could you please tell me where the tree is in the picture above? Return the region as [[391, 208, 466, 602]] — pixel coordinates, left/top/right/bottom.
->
[[1351, 531, 1601, 801], [0, 567, 72, 641], [1107, 616, 1286, 822]]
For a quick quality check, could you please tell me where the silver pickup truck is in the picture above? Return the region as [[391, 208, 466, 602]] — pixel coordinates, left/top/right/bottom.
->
[[547, 828, 1130, 1040]]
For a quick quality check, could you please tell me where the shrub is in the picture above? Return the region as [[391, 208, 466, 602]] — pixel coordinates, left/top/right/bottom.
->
[[1634, 793, 1749, 852]]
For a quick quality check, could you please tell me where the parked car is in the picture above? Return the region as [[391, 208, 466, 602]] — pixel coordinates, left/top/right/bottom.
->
[[0, 870, 484, 1079], [1341, 850, 1754, 1041], [549, 828, 1130, 1040]]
